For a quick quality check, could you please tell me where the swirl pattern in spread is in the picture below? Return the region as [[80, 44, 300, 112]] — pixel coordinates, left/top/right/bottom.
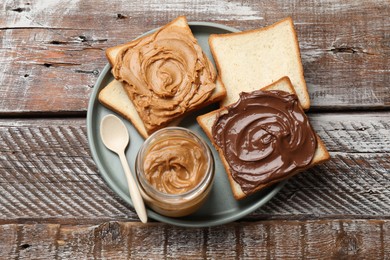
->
[[212, 90, 317, 194], [112, 22, 216, 132], [143, 137, 207, 194]]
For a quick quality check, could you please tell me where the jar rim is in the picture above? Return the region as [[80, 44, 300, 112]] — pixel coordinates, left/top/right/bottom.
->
[[136, 127, 214, 201]]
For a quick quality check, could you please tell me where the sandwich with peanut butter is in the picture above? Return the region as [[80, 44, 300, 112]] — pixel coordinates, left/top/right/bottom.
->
[[99, 16, 226, 138], [197, 77, 330, 200]]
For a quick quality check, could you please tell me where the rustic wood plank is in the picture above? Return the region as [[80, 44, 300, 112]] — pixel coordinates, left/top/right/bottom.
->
[[0, 0, 389, 114], [98, 222, 131, 259], [0, 225, 18, 259], [0, 220, 388, 259], [268, 222, 302, 259], [206, 225, 238, 258], [384, 221, 390, 257], [17, 224, 60, 260], [0, 118, 136, 223], [166, 226, 205, 259], [55, 225, 95, 259], [336, 220, 384, 259], [0, 112, 389, 223], [309, 112, 390, 153], [239, 224, 269, 258]]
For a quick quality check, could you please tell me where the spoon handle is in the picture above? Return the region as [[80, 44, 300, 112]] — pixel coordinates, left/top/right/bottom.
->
[[119, 152, 148, 223]]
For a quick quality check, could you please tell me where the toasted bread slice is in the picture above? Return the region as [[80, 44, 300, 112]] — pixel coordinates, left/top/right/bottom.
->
[[197, 77, 330, 200], [100, 16, 226, 137], [98, 78, 225, 139], [98, 79, 148, 138], [209, 17, 310, 109]]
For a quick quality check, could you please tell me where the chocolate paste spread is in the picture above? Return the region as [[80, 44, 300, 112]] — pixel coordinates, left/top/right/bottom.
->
[[143, 136, 208, 194], [212, 90, 317, 194], [112, 23, 216, 132]]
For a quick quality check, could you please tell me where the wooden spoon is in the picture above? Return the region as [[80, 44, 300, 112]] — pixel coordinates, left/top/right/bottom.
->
[[100, 114, 147, 223]]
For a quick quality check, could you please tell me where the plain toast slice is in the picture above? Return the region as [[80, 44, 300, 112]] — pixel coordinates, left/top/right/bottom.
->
[[209, 17, 310, 109]]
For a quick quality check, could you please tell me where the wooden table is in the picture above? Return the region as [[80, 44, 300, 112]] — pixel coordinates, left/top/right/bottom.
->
[[1, 0, 389, 258]]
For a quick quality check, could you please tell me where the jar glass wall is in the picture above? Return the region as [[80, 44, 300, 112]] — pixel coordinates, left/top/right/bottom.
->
[[135, 127, 215, 217]]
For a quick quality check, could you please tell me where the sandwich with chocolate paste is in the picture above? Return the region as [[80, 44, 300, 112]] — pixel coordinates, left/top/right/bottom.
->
[[197, 77, 330, 200], [99, 16, 226, 138], [197, 18, 329, 200]]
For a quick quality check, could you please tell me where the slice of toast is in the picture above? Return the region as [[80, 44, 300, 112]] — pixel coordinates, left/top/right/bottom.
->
[[98, 79, 211, 139], [100, 16, 226, 137], [197, 77, 330, 200], [98, 79, 148, 138], [209, 17, 310, 109], [98, 78, 226, 139]]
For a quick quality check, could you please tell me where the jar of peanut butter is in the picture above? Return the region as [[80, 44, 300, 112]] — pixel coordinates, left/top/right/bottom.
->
[[135, 127, 214, 217]]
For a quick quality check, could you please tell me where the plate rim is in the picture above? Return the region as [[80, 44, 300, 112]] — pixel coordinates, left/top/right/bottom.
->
[[86, 21, 286, 227]]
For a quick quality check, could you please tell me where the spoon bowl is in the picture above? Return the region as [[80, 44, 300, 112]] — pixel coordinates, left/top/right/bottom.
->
[[100, 114, 148, 223], [100, 114, 129, 152]]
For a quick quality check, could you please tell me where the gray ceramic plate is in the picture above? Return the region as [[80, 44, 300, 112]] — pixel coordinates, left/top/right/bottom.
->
[[87, 22, 286, 227]]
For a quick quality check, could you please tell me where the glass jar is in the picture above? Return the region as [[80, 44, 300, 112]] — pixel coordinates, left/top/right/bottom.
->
[[135, 127, 214, 217]]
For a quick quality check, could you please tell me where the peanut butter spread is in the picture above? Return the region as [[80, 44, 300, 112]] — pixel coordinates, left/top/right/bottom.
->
[[212, 90, 317, 194], [112, 23, 216, 132], [143, 136, 208, 194]]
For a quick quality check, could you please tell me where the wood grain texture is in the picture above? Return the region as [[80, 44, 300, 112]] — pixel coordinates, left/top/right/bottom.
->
[[0, 112, 389, 223], [0, 0, 389, 114], [0, 220, 388, 259], [1, 0, 389, 258]]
